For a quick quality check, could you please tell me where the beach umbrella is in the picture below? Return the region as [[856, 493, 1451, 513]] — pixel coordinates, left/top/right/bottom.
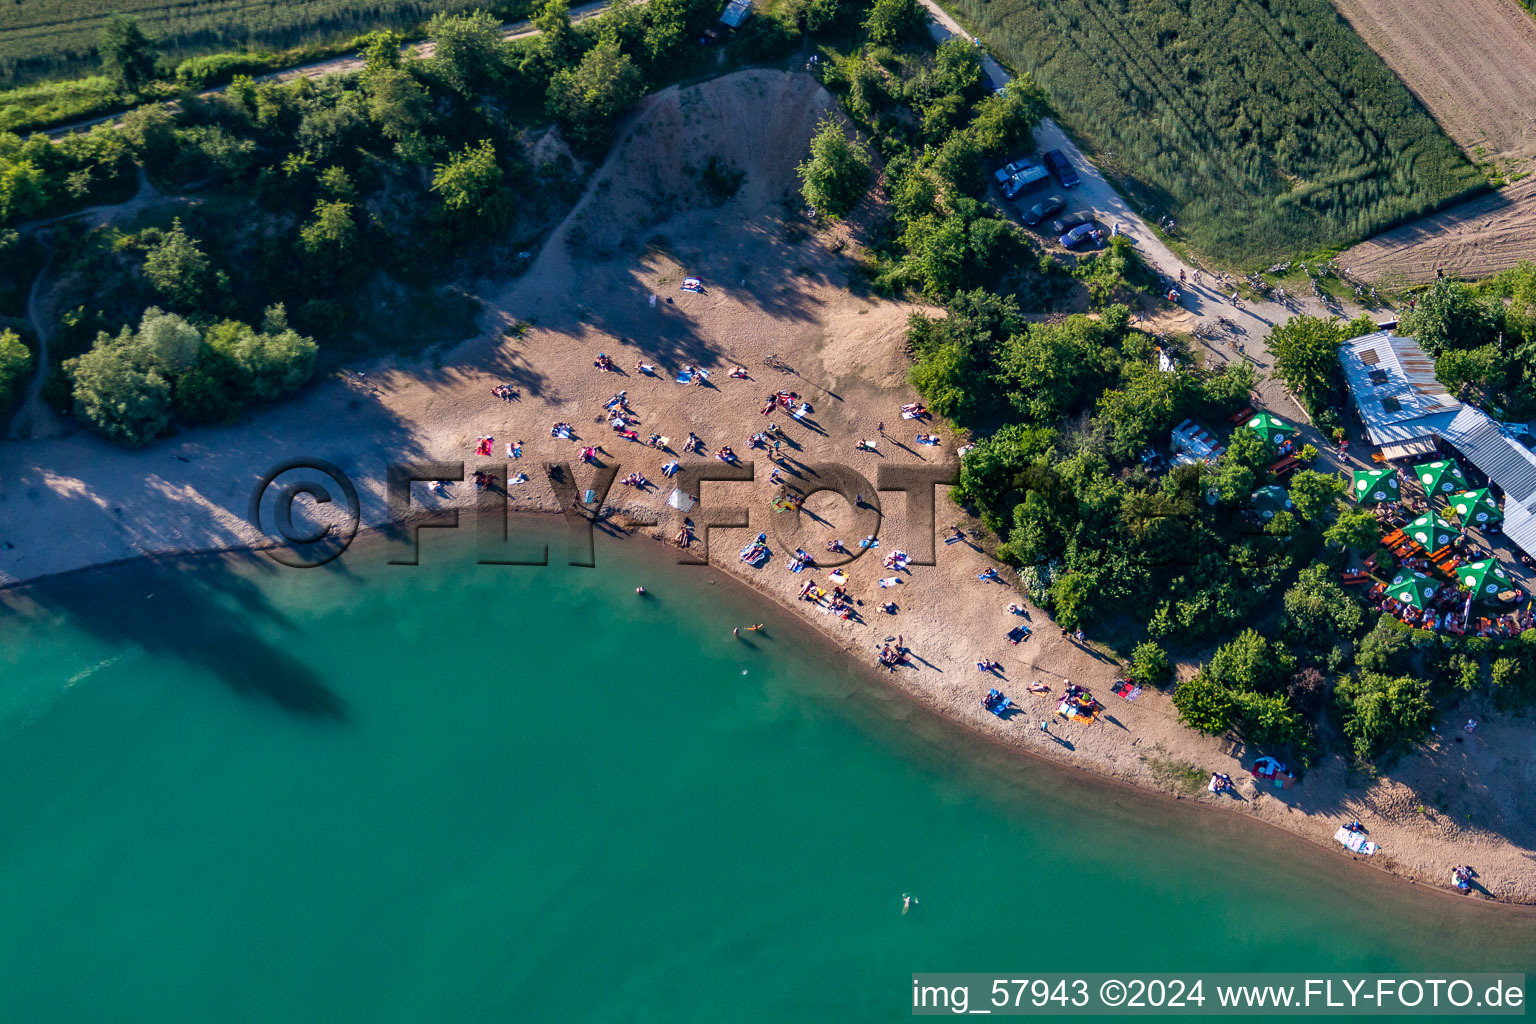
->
[[1386, 571, 1440, 610], [1350, 468, 1399, 505], [1450, 488, 1503, 527], [1244, 411, 1294, 448], [1458, 559, 1516, 601], [1405, 513, 1460, 551], [1248, 485, 1292, 520], [1412, 459, 1466, 497]]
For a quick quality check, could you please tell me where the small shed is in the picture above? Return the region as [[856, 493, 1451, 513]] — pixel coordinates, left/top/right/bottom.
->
[[720, 0, 753, 27]]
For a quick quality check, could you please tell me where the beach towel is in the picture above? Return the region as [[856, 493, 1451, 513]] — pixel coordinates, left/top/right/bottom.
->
[[879, 577, 901, 588], [829, 570, 848, 585], [675, 371, 692, 385], [902, 411, 919, 420], [582, 489, 597, 504], [944, 535, 964, 545], [787, 560, 806, 573], [667, 489, 695, 512], [859, 537, 879, 549], [681, 278, 703, 293], [1333, 828, 1378, 856]]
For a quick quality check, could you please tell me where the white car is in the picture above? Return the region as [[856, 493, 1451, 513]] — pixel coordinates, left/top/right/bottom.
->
[[1001, 164, 1049, 198]]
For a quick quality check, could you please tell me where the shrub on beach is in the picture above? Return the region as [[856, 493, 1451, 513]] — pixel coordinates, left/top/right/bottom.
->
[[1171, 673, 1238, 736], [798, 115, 871, 219], [1129, 641, 1171, 688], [1333, 672, 1434, 761], [65, 307, 315, 445]]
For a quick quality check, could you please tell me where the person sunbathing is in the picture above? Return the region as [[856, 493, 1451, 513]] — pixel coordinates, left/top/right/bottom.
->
[[715, 446, 736, 462]]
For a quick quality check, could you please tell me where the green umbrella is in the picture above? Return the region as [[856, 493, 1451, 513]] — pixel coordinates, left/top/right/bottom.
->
[[1405, 513, 1460, 551], [1412, 459, 1467, 496], [1351, 468, 1399, 505], [1245, 411, 1295, 448], [1450, 488, 1503, 527], [1249, 485, 1292, 519], [1386, 571, 1441, 610], [1458, 559, 1515, 601]]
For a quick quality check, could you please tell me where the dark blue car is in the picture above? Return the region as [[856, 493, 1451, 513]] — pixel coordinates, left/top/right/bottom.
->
[[1043, 149, 1080, 188]]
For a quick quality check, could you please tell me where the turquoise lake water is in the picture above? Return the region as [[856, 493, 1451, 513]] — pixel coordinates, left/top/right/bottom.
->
[[0, 527, 1531, 1022]]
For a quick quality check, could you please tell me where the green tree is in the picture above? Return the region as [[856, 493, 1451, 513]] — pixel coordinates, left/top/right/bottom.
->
[[1266, 315, 1345, 415], [1355, 615, 1413, 675], [141, 218, 209, 309], [1399, 279, 1501, 356], [1232, 688, 1306, 748], [1334, 672, 1434, 760], [1130, 640, 1171, 687], [1208, 628, 1293, 693], [0, 158, 48, 223], [967, 77, 1050, 154], [864, 0, 927, 44], [100, 14, 157, 95], [365, 68, 431, 140], [1323, 505, 1381, 551], [798, 115, 871, 218], [65, 308, 201, 446], [1048, 569, 1094, 629], [0, 328, 34, 414], [1281, 563, 1363, 652], [299, 200, 357, 272], [546, 41, 645, 152], [428, 10, 506, 97], [1172, 672, 1238, 735], [360, 29, 405, 76], [1287, 468, 1344, 521], [431, 139, 511, 227]]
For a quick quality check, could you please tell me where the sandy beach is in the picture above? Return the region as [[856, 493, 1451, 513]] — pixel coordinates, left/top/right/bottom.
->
[[3, 69, 1534, 903]]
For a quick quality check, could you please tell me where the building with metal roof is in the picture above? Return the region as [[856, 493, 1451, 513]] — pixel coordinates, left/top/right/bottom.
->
[[1340, 331, 1536, 559], [720, 0, 753, 27]]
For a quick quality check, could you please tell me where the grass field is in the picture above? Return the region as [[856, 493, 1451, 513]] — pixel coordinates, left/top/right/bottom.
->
[[948, 0, 1485, 265], [0, 0, 496, 86]]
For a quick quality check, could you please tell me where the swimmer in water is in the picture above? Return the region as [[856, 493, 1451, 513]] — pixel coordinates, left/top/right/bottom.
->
[[636, 586, 646, 595], [902, 893, 917, 915], [733, 627, 740, 638]]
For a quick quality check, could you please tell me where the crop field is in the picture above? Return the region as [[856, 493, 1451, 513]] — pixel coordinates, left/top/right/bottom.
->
[[1331, 0, 1536, 165], [0, 0, 486, 86], [948, 0, 1486, 265], [1340, 176, 1536, 285]]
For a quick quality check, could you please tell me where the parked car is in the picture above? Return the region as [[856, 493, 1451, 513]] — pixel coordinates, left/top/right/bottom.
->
[[1001, 164, 1049, 198], [1059, 222, 1098, 248], [1022, 195, 1066, 226], [1050, 210, 1094, 234], [1042, 149, 1080, 188], [992, 160, 1027, 187]]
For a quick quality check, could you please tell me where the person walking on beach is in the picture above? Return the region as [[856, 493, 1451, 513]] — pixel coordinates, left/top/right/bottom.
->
[[1040, 721, 1049, 733]]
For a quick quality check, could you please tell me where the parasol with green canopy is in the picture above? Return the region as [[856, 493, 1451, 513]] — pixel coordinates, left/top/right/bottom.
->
[[1386, 571, 1441, 610], [1245, 411, 1295, 448], [1458, 559, 1515, 601], [1249, 485, 1292, 519], [1351, 468, 1399, 505], [1405, 513, 1460, 551], [1450, 488, 1503, 527], [1413, 458, 1466, 497]]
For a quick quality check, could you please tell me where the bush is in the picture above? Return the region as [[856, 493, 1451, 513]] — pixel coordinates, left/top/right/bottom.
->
[[1172, 673, 1238, 735], [1130, 640, 1171, 687], [798, 114, 871, 219], [0, 327, 33, 415], [1208, 628, 1293, 693], [1334, 672, 1434, 760]]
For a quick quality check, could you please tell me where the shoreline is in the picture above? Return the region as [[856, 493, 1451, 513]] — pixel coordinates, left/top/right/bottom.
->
[[4, 67, 1532, 906], [6, 505, 1536, 912]]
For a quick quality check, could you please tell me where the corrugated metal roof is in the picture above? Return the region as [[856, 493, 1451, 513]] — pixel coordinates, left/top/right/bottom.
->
[[1339, 332, 1460, 444], [1442, 409, 1536, 506], [1338, 331, 1536, 558]]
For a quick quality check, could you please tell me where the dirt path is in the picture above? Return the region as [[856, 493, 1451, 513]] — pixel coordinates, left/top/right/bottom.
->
[[45, 0, 629, 140], [7, 166, 180, 440]]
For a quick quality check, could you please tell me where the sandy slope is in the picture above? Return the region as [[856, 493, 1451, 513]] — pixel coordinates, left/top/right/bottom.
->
[[1340, 176, 1536, 285], [2, 68, 1534, 903]]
